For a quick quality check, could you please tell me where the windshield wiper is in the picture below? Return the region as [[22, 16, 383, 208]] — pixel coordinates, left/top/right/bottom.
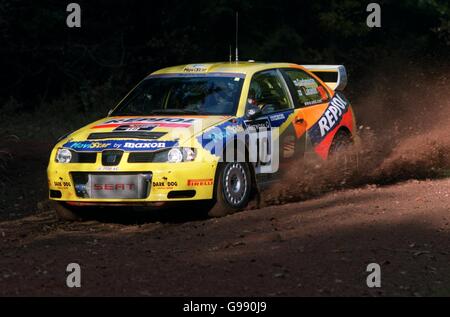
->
[[150, 109, 201, 115], [113, 112, 144, 116]]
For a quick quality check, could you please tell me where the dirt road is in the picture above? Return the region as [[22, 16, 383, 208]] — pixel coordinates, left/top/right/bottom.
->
[[1, 177, 450, 296]]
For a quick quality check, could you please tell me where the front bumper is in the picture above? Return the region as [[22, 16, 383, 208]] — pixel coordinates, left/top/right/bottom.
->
[[47, 154, 218, 204]]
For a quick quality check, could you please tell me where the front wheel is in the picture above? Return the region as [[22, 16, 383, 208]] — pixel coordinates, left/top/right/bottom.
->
[[208, 162, 252, 218]]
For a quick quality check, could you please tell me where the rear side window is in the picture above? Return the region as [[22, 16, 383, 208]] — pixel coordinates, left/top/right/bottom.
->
[[283, 69, 330, 107]]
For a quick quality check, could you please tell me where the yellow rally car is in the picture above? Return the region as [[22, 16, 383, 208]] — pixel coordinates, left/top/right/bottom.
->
[[47, 62, 357, 220]]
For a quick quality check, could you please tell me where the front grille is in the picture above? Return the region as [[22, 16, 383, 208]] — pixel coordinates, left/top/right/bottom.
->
[[72, 152, 97, 163], [87, 132, 167, 140], [167, 190, 196, 199], [128, 152, 156, 163], [102, 150, 123, 166], [71, 172, 152, 199]]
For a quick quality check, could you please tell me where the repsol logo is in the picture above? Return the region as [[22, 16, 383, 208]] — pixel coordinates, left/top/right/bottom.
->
[[318, 94, 349, 137], [124, 142, 167, 149], [308, 92, 350, 145]]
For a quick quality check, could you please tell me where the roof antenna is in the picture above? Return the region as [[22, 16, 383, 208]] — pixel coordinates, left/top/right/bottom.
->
[[235, 12, 239, 63], [229, 45, 232, 63]]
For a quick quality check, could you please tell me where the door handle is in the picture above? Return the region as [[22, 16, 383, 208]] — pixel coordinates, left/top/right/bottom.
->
[[295, 117, 305, 124]]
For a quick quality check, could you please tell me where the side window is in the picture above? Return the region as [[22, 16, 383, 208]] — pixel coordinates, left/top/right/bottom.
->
[[283, 69, 330, 107], [246, 70, 292, 115]]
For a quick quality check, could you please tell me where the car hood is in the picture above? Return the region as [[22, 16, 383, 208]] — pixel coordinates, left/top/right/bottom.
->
[[61, 115, 233, 147]]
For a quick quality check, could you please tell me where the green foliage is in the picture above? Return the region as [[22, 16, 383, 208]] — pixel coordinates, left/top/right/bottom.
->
[[316, 0, 369, 38], [424, 0, 450, 45], [1, 77, 127, 140]]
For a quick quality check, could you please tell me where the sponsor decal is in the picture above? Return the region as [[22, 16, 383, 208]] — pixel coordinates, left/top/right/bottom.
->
[[54, 181, 72, 189], [71, 141, 111, 150], [199, 119, 246, 156], [152, 180, 178, 189], [93, 117, 197, 129], [63, 140, 178, 152], [244, 118, 271, 132], [183, 64, 208, 73], [308, 92, 350, 145], [304, 87, 318, 96], [317, 86, 328, 101], [123, 142, 169, 149], [293, 78, 317, 88], [187, 179, 213, 186], [93, 184, 135, 191], [268, 110, 293, 128], [97, 167, 119, 171], [269, 113, 285, 122], [225, 125, 245, 134], [114, 124, 156, 132], [304, 99, 324, 106]]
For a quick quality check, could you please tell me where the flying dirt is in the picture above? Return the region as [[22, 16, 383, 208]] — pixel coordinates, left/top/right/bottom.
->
[[264, 64, 450, 206]]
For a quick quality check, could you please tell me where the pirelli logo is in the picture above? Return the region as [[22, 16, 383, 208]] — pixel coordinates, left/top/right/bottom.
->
[[187, 179, 213, 186]]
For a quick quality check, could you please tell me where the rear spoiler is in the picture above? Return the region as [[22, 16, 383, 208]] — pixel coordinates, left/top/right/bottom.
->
[[302, 65, 348, 91]]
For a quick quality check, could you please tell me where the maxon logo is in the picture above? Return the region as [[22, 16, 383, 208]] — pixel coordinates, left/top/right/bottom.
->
[[124, 142, 167, 149]]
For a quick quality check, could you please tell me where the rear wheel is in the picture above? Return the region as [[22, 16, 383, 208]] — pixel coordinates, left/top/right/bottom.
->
[[51, 201, 84, 221], [329, 129, 356, 175], [208, 162, 252, 218], [329, 130, 353, 155]]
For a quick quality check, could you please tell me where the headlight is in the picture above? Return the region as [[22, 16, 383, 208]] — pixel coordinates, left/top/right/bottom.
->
[[55, 148, 72, 163], [183, 148, 196, 161], [168, 148, 184, 163], [153, 150, 169, 163], [167, 148, 196, 163]]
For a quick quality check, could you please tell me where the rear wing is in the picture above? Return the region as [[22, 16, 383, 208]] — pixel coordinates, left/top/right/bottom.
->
[[302, 65, 348, 91]]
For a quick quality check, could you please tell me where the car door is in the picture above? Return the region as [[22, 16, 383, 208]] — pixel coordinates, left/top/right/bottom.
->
[[280, 68, 332, 160], [243, 69, 297, 176]]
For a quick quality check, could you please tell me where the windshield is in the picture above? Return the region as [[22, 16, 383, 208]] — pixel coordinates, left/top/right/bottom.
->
[[112, 74, 245, 116]]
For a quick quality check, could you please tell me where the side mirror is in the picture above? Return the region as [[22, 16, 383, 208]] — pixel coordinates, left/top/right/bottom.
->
[[245, 105, 262, 120]]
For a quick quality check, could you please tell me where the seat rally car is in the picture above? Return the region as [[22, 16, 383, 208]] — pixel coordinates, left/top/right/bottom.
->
[[47, 62, 357, 220]]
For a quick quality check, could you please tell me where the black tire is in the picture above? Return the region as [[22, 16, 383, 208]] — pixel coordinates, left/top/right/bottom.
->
[[51, 201, 84, 221], [208, 162, 252, 218]]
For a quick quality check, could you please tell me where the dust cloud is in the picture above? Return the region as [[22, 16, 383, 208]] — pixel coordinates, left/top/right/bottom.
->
[[262, 62, 450, 206]]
